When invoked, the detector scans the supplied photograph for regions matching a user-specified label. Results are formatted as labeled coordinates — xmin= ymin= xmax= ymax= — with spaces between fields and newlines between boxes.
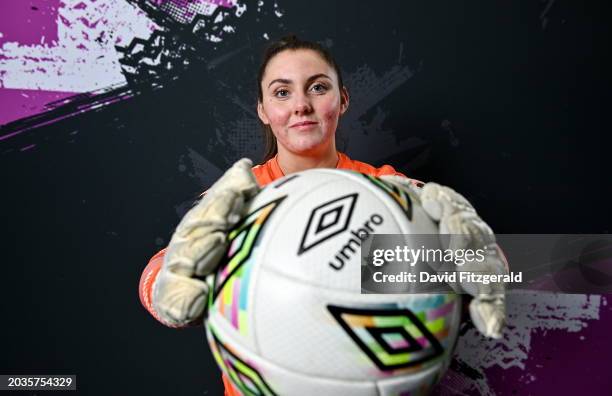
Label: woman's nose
xmin=293 ymin=95 xmax=313 ymax=115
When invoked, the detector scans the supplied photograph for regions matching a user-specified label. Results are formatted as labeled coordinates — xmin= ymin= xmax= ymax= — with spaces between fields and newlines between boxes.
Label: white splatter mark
xmin=440 ymin=292 xmax=602 ymax=395
xmin=235 ymin=3 xmax=247 ymax=17
xmin=158 ymin=0 xmax=222 ymax=25
xmin=458 ymin=292 xmax=601 ymax=370
xmin=273 ymin=2 xmax=284 ymax=18
xmin=437 ymin=368 xmax=494 ymax=396
xmin=0 ymin=0 xmax=158 ymax=92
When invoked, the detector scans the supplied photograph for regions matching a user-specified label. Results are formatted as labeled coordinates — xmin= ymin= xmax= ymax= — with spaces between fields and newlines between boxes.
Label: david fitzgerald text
xmin=372 ymin=271 xmax=522 ymax=285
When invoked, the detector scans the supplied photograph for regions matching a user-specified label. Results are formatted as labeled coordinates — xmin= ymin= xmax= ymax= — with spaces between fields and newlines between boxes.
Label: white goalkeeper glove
xmin=380 ymin=176 xmax=507 ymax=339
xmin=152 ymin=158 xmax=260 ymax=327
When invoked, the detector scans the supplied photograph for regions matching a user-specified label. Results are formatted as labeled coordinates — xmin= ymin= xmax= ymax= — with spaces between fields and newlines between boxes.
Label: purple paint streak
xmin=0 ymin=86 xmax=135 ymax=143
xmin=0 ymin=88 xmax=75 ymax=127
xmin=0 ymin=0 xmax=60 ymax=46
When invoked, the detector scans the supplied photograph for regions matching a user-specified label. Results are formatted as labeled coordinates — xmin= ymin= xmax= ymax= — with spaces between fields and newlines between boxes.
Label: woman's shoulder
xmin=337 ymin=152 xmax=424 ymax=187
xmin=251 ymin=153 xmax=423 ymax=187
xmin=336 ymin=152 xmax=405 ymax=177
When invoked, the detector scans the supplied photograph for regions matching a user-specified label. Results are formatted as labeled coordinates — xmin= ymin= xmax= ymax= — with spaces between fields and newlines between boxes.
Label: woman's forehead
xmin=262 ymin=49 xmax=337 ymax=83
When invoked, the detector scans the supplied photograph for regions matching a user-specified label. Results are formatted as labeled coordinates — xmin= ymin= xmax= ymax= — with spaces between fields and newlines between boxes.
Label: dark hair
xmin=257 ymin=35 xmax=346 ymax=163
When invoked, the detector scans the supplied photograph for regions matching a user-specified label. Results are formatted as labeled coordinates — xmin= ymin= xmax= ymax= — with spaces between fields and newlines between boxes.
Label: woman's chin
xmin=284 ymin=136 xmax=325 ymax=152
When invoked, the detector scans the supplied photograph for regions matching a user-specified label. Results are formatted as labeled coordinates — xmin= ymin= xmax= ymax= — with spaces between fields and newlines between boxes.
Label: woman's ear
xmin=257 ymin=101 xmax=270 ymax=125
xmin=340 ymin=86 xmax=350 ymax=115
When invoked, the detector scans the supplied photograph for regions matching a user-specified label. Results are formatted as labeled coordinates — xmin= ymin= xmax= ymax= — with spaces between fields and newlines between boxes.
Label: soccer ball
xmin=205 ymin=169 xmax=461 ymax=396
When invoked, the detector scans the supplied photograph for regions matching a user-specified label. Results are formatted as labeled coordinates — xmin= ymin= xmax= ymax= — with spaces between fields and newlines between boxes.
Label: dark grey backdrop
xmin=1 ymin=1 xmax=611 ymax=395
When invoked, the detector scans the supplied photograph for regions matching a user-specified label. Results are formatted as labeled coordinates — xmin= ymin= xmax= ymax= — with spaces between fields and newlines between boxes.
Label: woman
xmin=139 ymin=35 xmax=506 ymax=396
xmin=139 ymin=35 xmax=412 ymax=325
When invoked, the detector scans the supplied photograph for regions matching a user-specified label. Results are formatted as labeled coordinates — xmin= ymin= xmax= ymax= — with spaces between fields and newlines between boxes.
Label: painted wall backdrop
xmin=1 ymin=1 xmax=611 ymax=395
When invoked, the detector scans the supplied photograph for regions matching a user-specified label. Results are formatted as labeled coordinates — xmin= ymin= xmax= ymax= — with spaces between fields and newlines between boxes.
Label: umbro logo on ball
xmin=298 ymin=193 xmax=358 ymax=255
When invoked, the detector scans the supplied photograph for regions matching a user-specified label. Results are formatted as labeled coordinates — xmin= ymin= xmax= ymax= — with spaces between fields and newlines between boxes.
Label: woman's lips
xmin=290 ymin=121 xmax=318 ymax=130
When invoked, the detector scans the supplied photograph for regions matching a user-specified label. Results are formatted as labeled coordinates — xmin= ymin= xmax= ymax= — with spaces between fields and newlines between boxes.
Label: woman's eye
xmin=275 ymin=89 xmax=289 ymax=98
xmin=311 ymin=83 xmax=328 ymax=93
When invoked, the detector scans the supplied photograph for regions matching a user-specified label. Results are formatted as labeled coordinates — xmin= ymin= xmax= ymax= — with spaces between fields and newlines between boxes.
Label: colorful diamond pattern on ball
xmin=327 ymin=305 xmax=445 ymax=371
xmin=209 ymin=196 xmax=285 ymax=335
xmin=208 ymin=326 xmax=277 ymax=396
xmin=362 ymin=174 xmax=413 ymax=220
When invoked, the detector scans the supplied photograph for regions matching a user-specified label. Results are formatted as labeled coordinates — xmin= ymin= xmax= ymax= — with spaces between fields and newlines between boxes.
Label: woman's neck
xmin=276 ymin=145 xmax=339 ymax=175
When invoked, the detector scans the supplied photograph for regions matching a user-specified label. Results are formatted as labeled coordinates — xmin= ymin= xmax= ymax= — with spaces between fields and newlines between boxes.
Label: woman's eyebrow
xmin=268 ymin=78 xmax=291 ymax=88
xmin=267 ymin=74 xmax=332 ymax=88
xmin=306 ymin=73 xmax=332 ymax=84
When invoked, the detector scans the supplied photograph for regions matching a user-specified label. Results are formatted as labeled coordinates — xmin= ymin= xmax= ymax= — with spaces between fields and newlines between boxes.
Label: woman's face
xmin=257 ymin=49 xmax=349 ymax=156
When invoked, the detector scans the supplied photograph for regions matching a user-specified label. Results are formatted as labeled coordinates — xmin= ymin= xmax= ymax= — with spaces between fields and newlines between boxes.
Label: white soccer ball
xmin=205 ymin=169 xmax=461 ymax=396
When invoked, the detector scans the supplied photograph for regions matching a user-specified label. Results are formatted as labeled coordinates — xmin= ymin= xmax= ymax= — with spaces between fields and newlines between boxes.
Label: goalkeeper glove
xmin=380 ymin=176 xmax=507 ymax=339
xmin=152 ymin=158 xmax=260 ymax=326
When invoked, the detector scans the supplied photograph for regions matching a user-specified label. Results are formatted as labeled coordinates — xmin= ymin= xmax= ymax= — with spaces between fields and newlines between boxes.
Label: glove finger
xmin=174 ymin=189 xmax=245 ymax=242
xmin=193 ymin=237 xmax=231 ymax=276
xmin=209 ymin=158 xmax=251 ymax=191
xmin=421 ymin=183 xmax=475 ymax=221
xmin=153 ymin=271 xmax=209 ymax=326
xmin=209 ymin=158 xmax=260 ymax=199
xmin=167 ymin=174 xmax=257 ymax=277
xmin=420 ymin=183 xmax=443 ymax=221
xmin=441 ymin=211 xmax=496 ymax=251
xmin=469 ymin=296 xmax=506 ymax=339
xmin=202 ymin=188 xmax=246 ymax=228
xmin=186 ymin=191 xmax=249 ymax=276
xmin=167 ymin=230 xmax=227 ymax=276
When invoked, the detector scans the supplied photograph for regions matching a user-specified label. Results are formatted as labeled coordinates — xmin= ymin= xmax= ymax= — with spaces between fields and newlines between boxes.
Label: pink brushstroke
xmin=0 ymin=1 xmax=61 ymax=47
xmin=0 ymin=88 xmax=75 ymax=127
xmin=0 ymin=2 xmax=67 ymax=126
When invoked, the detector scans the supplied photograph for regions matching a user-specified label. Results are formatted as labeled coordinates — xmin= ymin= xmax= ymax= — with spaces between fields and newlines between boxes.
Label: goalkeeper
xmin=139 ymin=35 xmax=507 ymax=396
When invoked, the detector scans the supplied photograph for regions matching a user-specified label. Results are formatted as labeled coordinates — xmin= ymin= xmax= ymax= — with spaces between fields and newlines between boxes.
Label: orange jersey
xmin=250 ymin=152 xmax=407 ymax=185
xmin=138 ymin=152 xmax=416 ymax=395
